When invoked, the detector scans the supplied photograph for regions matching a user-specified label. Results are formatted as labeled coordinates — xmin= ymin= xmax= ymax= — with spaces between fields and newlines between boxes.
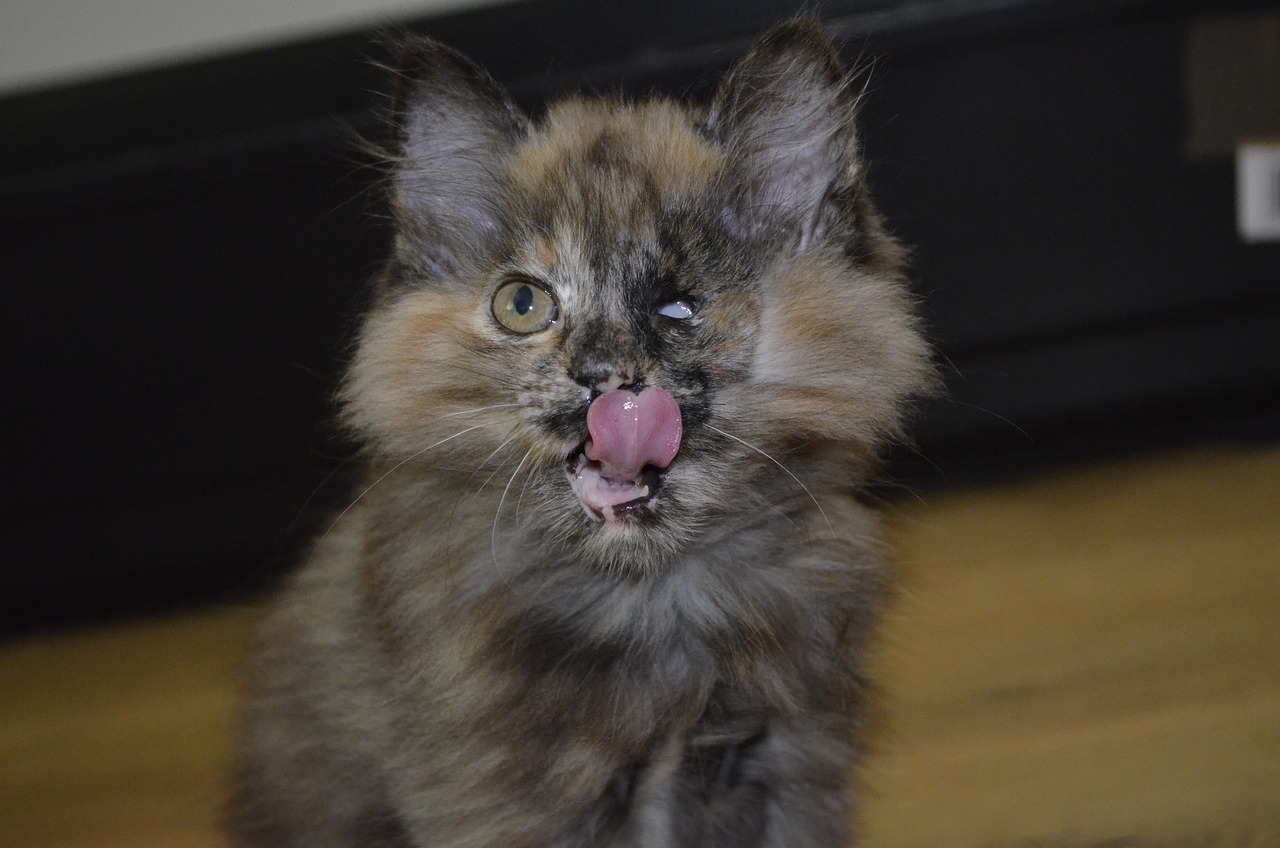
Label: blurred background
xmin=3 ymin=3 xmax=1279 ymax=847
xmin=2 ymin=0 xmax=1278 ymax=633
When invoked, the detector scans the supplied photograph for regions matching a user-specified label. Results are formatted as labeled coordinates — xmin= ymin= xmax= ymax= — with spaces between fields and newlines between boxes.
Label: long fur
xmin=231 ymin=19 xmax=934 ymax=848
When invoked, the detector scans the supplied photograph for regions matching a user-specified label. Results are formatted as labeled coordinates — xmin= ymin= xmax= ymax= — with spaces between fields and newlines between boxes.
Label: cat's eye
xmin=492 ymin=279 xmax=559 ymax=334
xmin=656 ymin=299 xmax=698 ymax=320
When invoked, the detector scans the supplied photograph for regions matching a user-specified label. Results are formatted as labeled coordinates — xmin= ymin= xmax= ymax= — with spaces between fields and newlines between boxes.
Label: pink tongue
xmin=585 ymin=388 xmax=682 ymax=480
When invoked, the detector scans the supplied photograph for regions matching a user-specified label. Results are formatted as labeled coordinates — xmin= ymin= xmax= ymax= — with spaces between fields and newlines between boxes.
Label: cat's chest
xmin=489 ymin=555 xmax=807 ymax=709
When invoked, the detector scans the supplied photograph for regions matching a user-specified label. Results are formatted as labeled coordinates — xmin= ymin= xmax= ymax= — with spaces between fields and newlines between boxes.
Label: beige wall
xmin=0 ymin=0 xmax=516 ymax=95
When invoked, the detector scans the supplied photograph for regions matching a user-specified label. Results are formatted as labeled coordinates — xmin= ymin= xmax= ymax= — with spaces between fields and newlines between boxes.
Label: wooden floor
xmin=2 ymin=445 xmax=1278 ymax=847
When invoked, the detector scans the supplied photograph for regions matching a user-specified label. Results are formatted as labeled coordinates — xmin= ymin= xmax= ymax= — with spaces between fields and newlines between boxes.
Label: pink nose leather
xmin=584 ymin=388 xmax=683 ymax=479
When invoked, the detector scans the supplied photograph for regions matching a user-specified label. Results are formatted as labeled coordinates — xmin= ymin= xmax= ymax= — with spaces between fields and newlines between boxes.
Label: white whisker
xmin=469 ymin=429 xmax=521 ymax=494
xmin=704 ymin=423 xmax=835 ymax=537
xmin=514 ymin=457 xmax=540 ymax=519
xmin=491 ymin=448 xmax=534 ymax=575
xmin=314 ymin=423 xmax=491 ymax=550
xmin=436 ymin=402 xmax=520 ymax=420
xmin=280 ymin=455 xmax=355 ymax=551
xmin=763 ymin=501 xmax=801 ymax=530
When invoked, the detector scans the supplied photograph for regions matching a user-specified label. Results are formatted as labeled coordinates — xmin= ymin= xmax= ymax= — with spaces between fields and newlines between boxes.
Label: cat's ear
xmin=706 ymin=21 xmax=862 ymax=252
xmin=388 ymin=38 xmax=528 ymax=278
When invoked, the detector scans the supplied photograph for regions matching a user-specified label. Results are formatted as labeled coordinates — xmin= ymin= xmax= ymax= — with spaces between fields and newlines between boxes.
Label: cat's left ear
xmin=706 ymin=20 xmax=863 ymax=253
xmin=388 ymin=38 xmax=529 ymax=278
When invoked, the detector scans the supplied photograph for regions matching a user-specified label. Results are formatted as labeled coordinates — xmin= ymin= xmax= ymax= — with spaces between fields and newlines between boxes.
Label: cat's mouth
xmin=564 ymin=387 xmax=682 ymax=525
xmin=566 ymin=448 xmax=665 ymax=524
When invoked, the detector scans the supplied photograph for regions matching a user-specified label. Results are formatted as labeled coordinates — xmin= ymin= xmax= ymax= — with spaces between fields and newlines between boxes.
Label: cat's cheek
xmin=742 ymin=253 xmax=932 ymax=449
xmin=341 ymin=291 xmax=511 ymax=457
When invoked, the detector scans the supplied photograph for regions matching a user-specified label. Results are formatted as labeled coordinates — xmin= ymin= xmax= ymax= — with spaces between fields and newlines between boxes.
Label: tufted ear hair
xmin=706 ymin=20 xmax=863 ymax=254
xmin=388 ymin=37 xmax=529 ymax=279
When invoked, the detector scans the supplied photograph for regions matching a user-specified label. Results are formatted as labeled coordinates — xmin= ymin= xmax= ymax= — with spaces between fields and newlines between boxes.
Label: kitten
xmin=231 ymin=20 xmax=933 ymax=848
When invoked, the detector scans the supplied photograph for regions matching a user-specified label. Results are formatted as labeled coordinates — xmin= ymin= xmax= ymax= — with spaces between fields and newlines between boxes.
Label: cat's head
xmin=342 ymin=21 xmax=933 ymax=572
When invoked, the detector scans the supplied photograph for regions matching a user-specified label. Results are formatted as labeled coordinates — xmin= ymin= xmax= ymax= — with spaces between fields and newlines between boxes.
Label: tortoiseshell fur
xmin=232 ymin=20 xmax=933 ymax=848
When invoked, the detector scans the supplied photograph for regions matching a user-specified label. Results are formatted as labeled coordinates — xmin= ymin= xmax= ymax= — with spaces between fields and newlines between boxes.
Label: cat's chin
xmin=566 ymin=449 xmax=664 ymax=526
xmin=560 ymin=446 xmax=698 ymax=574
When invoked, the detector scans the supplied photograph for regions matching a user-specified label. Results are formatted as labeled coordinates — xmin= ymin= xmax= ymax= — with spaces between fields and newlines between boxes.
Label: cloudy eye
xmin=656 ymin=299 xmax=698 ymax=320
xmin=492 ymin=279 xmax=559 ymax=334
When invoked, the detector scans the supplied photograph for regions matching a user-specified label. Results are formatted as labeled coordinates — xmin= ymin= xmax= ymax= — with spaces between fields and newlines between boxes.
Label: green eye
xmin=491 ymin=279 xmax=558 ymax=334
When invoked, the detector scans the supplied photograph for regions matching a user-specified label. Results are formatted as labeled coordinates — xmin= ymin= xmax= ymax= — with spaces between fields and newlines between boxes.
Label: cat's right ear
xmin=705 ymin=21 xmax=862 ymax=254
xmin=387 ymin=38 xmax=528 ymax=279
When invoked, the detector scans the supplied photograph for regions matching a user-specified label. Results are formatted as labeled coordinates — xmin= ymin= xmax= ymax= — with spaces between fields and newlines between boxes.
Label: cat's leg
xmin=661 ymin=735 xmax=771 ymax=847
xmin=230 ymin=552 xmax=412 ymax=847
xmin=230 ymin=756 xmax=409 ymax=848
xmin=230 ymin=689 xmax=412 ymax=848
xmin=382 ymin=739 xmax=637 ymax=848
xmin=752 ymin=719 xmax=861 ymax=848
xmin=671 ymin=719 xmax=859 ymax=848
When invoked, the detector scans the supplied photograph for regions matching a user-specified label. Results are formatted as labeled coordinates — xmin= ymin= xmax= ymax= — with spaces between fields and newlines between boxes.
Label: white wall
xmin=0 ymin=0 xmax=515 ymax=95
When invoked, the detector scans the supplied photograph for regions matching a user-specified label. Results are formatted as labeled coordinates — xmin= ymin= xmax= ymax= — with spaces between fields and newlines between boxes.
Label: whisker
xmin=491 ymin=448 xmax=534 ymax=575
xmin=762 ymin=500 xmax=801 ymax=530
xmin=279 ymin=454 xmax=357 ymax=554
xmin=436 ymin=402 xmax=521 ymax=420
xmin=313 ymin=423 xmax=492 ymax=551
xmin=704 ymin=423 xmax=835 ymax=538
xmin=469 ymin=428 xmax=521 ymax=494
xmin=514 ymin=456 xmax=541 ymax=519
xmin=944 ymin=397 xmax=1032 ymax=442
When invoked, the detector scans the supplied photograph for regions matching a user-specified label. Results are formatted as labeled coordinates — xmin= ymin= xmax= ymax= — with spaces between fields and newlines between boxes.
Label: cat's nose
xmin=572 ymin=361 xmax=638 ymax=396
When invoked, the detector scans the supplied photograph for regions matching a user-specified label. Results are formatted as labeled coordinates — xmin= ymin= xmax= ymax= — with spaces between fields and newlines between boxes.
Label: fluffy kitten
xmin=231 ymin=20 xmax=932 ymax=848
